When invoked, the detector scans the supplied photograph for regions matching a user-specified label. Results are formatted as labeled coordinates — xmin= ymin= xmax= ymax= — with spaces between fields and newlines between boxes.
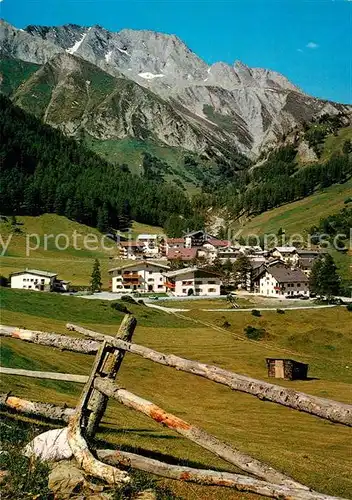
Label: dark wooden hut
xmin=266 ymin=358 xmax=309 ymax=381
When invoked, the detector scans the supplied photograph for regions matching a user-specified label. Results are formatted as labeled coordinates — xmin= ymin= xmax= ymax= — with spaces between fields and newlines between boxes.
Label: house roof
xmin=184 ymin=230 xmax=216 ymax=239
xmin=295 ymin=249 xmax=320 ymax=256
xmin=267 ymin=266 xmax=308 ymax=283
xmin=164 ymin=266 xmax=221 ymax=278
xmin=298 ymin=258 xmax=315 ymax=269
xmin=206 ymin=239 xmax=231 ymax=248
xmin=167 ymin=248 xmax=198 ymax=261
xmin=10 ymin=269 xmax=58 ymax=278
xmin=273 ymin=246 xmax=297 ymax=254
xmin=109 ymin=262 xmax=170 ymax=273
xmin=137 ymin=234 xmax=158 ymax=240
xmin=119 ymin=241 xmax=141 ymax=247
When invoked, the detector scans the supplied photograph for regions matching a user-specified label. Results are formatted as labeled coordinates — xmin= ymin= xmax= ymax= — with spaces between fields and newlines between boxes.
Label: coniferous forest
xmin=0 ymin=95 xmax=194 ymax=232
xmin=1 ymin=95 xmax=351 ymax=235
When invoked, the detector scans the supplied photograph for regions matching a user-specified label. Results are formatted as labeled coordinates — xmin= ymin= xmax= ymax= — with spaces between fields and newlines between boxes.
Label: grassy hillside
xmin=0 ymin=214 xmax=162 ymax=287
xmin=1 ymin=287 xmax=351 ymax=499
xmin=322 ymin=126 xmax=352 ymax=160
xmin=236 ymin=178 xmax=352 ymax=237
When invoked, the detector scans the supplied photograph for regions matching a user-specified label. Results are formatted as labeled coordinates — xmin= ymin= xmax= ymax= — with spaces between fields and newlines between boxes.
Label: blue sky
xmin=1 ymin=0 xmax=351 ymax=103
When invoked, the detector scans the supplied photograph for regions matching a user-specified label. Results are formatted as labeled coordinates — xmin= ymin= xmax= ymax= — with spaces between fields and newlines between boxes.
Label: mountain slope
xmin=1 ymin=19 xmax=350 ymax=158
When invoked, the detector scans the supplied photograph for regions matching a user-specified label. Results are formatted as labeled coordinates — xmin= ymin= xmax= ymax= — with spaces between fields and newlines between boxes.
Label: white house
xmin=10 ymin=269 xmax=58 ymax=292
xmin=109 ymin=262 xmax=170 ymax=293
xmin=164 ymin=266 xmax=221 ymax=297
xmin=271 ymin=247 xmax=297 ymax=264
xmin=257 ymin=265 xmax=309 ymax=298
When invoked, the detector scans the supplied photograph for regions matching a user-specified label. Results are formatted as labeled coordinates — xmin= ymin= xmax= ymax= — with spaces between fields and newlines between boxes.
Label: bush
xmin=110 ymin=301 xmax=130 ymax=314
xmin=0 ymin=275 xmax=9 ymax=287
xmin=121 ymin=295 xmax=138 ymax=305
xmin=276 ymin=309 xmax=285 ymax=314
xmin=347 ymin=303 xmax=352 ymax=312
xmin=222 ymin=320 xmax=231 ymax=328
xmin=244 ymin=325 xmax=267 ymax=340
xmin=251 ymin=309 xmax=261 ymax=317
xmin=138 ymin=299 xmax=145 ymax=305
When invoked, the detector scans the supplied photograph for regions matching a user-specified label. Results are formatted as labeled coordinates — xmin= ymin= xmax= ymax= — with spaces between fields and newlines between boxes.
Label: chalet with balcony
xmin=10 ymin=269 xmax=59 ymax=292
xmin=109 ymin=262 xmax=170 ymax=293
xmin=256 ymin=265 xmax=309 ymax=298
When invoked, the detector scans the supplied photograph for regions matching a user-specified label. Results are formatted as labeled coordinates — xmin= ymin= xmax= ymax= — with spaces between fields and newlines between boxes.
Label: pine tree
xmin=90 ymin=259 xmax=102 ymax=293
xmin=309 ymin=254 xmax=340 ymax=299
xmin=233 ymin=254 xmax=252 ymax=289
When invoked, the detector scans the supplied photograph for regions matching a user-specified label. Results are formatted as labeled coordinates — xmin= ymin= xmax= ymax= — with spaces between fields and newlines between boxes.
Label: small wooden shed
xmin=266 ymin=358 xmax=309 ymax=381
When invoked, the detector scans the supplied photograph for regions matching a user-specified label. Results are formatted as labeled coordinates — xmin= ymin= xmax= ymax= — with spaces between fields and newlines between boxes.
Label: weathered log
xmin=85 ymin=315 xmax=137 ymax=438
xmin=94 ymin=377 xmax=306 ymax=489
xmin=0 ymin=393 xmax=75 ymax=422
xmin=0 ymin=367 xmax=88 ymax=384
xmin=67 ymin=342 xmax=130 ymax=485
xmin=97 ymin=449 xmax=345 ymax=500
xmin=0 ymin=325 xmax=99 ymax=353
xmin=68 ymin=323 xmax=352 ymax=427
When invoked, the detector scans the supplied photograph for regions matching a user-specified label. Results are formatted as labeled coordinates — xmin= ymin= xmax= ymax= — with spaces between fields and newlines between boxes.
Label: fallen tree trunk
xmin=0 ymin=325 xmax=99 ymax=354
xmin=0 ymin=393 xmax=75 ymax=422
xmin=97 ymin=449 xmax=345 ymax=500
xmin=94 ymin=377 xmax=306 ymax=490
xmin=0 ymin=367 xmax=88 ymax=384
xmin=68 ymin=324 xmax=352 ymax=427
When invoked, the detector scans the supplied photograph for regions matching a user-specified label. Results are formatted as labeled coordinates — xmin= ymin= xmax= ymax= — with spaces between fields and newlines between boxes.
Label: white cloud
xmin=297 ymin=48 xmax=303 ymax=53
xmin=306 ymin=42 xmax=319 ymax=49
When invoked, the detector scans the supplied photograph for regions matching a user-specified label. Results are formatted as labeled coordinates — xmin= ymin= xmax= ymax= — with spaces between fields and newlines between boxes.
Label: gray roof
xmin=10 ymin=269 xmax=58 ymax=278
xmin=164 ymin=266 xmax=220 ymax=278
xmin=268 ymin=266 xmax=308 ymax=283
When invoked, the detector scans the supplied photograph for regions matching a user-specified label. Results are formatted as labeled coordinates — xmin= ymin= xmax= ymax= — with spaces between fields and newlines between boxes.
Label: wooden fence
xmin=0 ymin=316 xmax=351 ymax=500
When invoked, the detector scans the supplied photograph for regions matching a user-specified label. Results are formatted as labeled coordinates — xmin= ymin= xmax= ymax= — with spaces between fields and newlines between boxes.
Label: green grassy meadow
xmin=0 ymin=214 xmax=163 ymax=288
xmin=236 ymin=178 xmax=352 ymax=238
xmin=0 ymin=287 xmax=351 ymax=499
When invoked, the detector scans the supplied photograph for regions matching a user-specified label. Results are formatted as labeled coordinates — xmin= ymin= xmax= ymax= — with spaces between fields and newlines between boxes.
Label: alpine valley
xmin=1 ymin=19 xmax=352 ymax=235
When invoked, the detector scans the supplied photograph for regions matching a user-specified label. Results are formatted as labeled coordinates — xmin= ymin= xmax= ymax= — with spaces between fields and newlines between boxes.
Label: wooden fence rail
xmin=1 ymin=314 xmax=349 ymax=500
xmin=2 ymin=324 xmax=351 ymax=426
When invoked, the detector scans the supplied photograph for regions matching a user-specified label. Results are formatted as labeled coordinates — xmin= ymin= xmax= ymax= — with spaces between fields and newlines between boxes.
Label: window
xmin=148 ymin=278 xmax=154 ymax=282
xmin=208 ymin=288 xmax=216 ymax=293
xmin=195 ymin=280 xmax=202 ymax=285
xmin=208 ymin=280 xmax=216 ymax=284
xmin=182 ymin=280 xmax=192 ymax=286
xmin=182 ymin=288 xmax=187 ymax=294
xmin=158 ymin=285 xmax=163 ymax=289
xmin=297 ymin=283 xmax=301 ymax=287
xmin=41 ymin=279 xmax=45 ymax=284
xmin=160 ymin=277 xmax=163 ymax=281
xmin=31 ymin=278 xmax=34 ymax=282
xmin=195 ymin=288 xmax=201 ymax=293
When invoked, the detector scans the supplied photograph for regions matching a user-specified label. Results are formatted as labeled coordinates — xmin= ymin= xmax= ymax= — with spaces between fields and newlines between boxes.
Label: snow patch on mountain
xmin=138 ymin=72 xmax=165 ymax=80
xmin=66 ymin=29 xmax=89 ymax=54
xmin=105 ymin=50 xmax=113 ymax=63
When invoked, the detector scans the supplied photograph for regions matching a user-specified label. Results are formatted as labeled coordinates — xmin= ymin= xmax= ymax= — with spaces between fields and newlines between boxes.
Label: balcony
xmin=123 ymin=273 xmax=140 ymax=280
xmin=165 ymin=281 xmax=175 ymax=289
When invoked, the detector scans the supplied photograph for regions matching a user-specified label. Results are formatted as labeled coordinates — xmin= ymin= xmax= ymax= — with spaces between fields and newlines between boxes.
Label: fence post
xmin=85 ymin=314 xmax=137 ymax=438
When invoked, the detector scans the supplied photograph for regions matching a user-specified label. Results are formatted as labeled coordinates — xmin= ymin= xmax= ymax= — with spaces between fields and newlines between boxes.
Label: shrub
xmin=110 ymin=302 xmax=130 ymax=314
xmin=0 ymin=275 xmax=9 ymax=287
xmin=276 ymin=309 xmax=285 ymax=314
xmin=347 ymin=303 xmax=352 ymax=312
xmin=251 ymin=309 xmax=261 ymax=317
xmin=222 ymin=320 xmax=231 ymax=328
xmin=121 ymin=295 xmax=138 ymax=305
xmin=244 ymin=325 xmax=266 ymax=340
xmin=138 ymin=299 xmax=145 ymax=305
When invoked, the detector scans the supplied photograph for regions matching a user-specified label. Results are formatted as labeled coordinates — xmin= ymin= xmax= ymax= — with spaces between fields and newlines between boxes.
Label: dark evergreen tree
xmin=90 ymin=259 xmax=102 ymax=293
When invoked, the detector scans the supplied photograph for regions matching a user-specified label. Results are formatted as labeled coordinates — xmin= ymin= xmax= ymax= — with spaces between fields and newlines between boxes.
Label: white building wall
xmin=173 ymin=272 xmax=220 ymax=297
xmin=10 ymin=273 xmax=54 ymax=291
xmin=259 ymin=271 xmax=309 ymax=297
xmin=111 ymin=265 xmax=167 ymax=293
